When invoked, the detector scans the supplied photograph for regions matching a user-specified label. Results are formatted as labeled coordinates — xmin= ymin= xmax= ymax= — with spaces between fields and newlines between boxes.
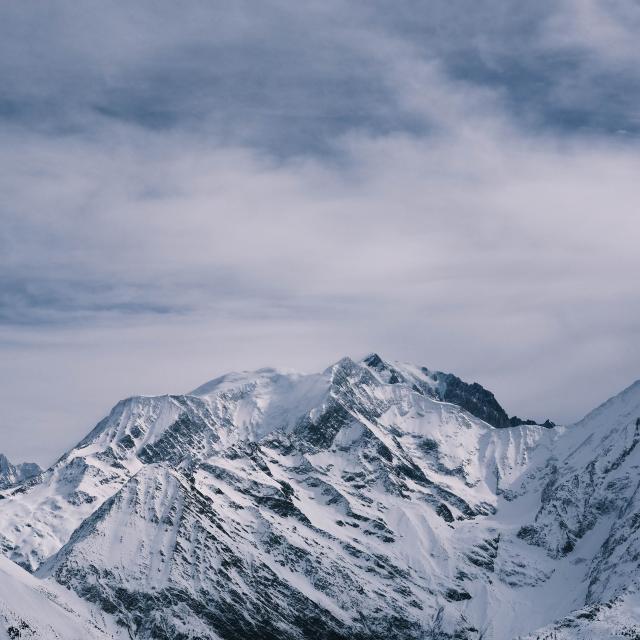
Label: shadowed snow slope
xmin=1 ymin=355 xmax=639 ymax=639
xmin=0 ymin=553 xmax=125 ymax=640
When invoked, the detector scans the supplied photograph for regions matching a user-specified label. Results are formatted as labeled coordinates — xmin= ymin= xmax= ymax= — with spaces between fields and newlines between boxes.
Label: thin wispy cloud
xmin=1 ymin=1 xmax=639 ymax=464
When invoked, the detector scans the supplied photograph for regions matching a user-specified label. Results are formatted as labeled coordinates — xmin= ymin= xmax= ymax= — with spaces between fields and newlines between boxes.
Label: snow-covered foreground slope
xmin=1 ymin=355 xmax=639 ymax=639
xmin=0 ymin=553 xmax=125 ymax=639
xmin=519 ymin=592 xmax=640 ymax=639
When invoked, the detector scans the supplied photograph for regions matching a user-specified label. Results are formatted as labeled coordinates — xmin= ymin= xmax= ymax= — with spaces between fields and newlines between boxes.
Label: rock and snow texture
xmin=0 ymin=354 xmax=639 ymax=639
xmin=0 ymin=553 xmax=125 ymax=640
xmin=519 ymin=593 xmax=640 ymax=639
xmin=0 ymin=454 xmax=40 ymax=490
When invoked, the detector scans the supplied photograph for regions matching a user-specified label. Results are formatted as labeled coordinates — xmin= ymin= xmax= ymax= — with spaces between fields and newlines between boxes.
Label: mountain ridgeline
xmin=0 ymin=354 xmax=639 ymax=640
xmin=362 ymin=353 xmax=551 ymax=429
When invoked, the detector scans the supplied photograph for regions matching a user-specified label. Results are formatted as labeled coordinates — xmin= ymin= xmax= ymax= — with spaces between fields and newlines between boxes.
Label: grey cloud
xmin=1 ymin=1 xmax=639 ymax=152
xmin=0 ymin=276 xmax=185 ymax=326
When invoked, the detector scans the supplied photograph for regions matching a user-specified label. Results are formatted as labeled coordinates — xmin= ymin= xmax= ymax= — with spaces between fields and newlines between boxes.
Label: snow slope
xmin=0 ymin=553 xmax=125 ymax=640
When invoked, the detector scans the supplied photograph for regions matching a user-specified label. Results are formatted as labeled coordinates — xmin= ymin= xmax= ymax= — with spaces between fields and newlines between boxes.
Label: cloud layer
xmin=1 ymin=1 xmax=639 ymax=463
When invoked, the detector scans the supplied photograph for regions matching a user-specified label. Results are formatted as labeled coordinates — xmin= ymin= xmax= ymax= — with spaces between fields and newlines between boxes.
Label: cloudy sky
xmin=1 ymin=1 xmax=639 ymax=465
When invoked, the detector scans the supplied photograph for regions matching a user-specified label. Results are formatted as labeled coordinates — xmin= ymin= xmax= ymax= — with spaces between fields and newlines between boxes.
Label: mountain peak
xmin=0 ymin=453 xmax=41 ymax=490
xmin=362 ymin=352 xmax=386 ymax=369
xmin=573 ymin=378 xmax=640 ymax=430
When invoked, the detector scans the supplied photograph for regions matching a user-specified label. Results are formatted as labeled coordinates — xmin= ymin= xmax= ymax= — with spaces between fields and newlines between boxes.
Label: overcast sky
xmin=1 ymin=1 xmax=639 ymax=465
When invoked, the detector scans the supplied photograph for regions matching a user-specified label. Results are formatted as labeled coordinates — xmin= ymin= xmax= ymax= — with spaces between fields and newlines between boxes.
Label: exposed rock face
xmin=0 ymin=356 xmax=639 ymax=640
xmin=509 ymin=416 xmax=555 ymax=428
xmin=430 ymin=371 xmax=511 ymax=428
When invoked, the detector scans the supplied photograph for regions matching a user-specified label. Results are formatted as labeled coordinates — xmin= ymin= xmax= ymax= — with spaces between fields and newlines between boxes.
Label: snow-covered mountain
xmin=0 ymin=454 xmax=40 ymax=490
xmin=1 ymin=354 xmax=639 ymax=639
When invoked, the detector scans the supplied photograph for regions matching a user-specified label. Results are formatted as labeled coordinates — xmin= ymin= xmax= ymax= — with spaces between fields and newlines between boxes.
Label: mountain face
xmin=0 ymin=455 xmax=40 ymax=490
xmin=0 ymin=355 xmax=639 ymax=639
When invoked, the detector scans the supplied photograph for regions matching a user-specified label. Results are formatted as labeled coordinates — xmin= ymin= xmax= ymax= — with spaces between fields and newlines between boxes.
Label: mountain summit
xmin=1 ymin=355 xmax=639 ymax=639
xmin=0 ymin=454 xmax=40 ymax=490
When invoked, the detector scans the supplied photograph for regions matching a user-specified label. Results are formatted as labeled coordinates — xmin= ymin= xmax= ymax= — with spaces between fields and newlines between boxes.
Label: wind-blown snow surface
xmin=1 ymin=355 xmax=639 ymax=639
